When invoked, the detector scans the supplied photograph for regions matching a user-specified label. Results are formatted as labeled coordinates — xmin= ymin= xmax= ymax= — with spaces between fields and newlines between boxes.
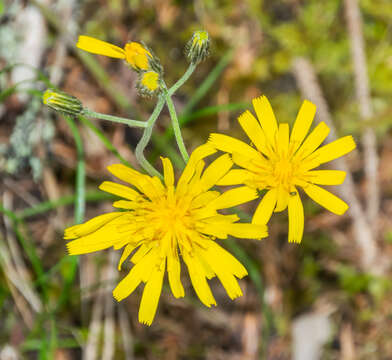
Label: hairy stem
xmin=164 ymin=93 xmax=189 ymax=163
xmin=167 ymin=62 xmax=197 ymax=96
xmin=82 ymin=109 xmax=147 ymax=128
xmin=135 ymin=96 xmax=166 ymax=178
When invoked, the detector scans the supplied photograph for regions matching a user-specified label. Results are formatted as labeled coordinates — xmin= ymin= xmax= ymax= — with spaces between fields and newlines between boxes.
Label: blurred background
xmin=1 ymin=0 xmax=392 ymax=359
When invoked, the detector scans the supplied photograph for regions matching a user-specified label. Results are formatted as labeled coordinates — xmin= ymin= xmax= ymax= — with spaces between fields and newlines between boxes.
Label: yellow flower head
xmin=209 ymin=96 xmax=356 ymax=243
xmin=64 ymin=144 xmax=267 ymax=325
xmin=76 ymin=35 xmax=152 ymax=71
xmin=124 ymin=42 xmax=151 ymax=71
xmin=137 ymin=71 xmax=160 ymax=96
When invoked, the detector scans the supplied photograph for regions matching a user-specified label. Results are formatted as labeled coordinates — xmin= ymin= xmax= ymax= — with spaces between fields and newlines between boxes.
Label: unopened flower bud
xmin=185 ymin=30 xmax=210 ymax=64
xmin=42 ymin=89 xmax=83 ymax=116
xmin=137 ymin=71 xmax=161 ymax=97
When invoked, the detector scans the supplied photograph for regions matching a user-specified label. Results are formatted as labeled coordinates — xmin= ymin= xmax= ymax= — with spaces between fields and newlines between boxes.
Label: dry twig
xmin=292 ymin=57 xmax=382 ymax=273
xmin=344 ymin=0 xmax=379 ymax=230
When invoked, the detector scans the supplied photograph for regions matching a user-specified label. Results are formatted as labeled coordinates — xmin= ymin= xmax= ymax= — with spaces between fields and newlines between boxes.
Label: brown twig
xmin=292 ymin=57 xmax=383 ymax=274
xmin=118 ymin=305 xmax=134 ymax=360
xmin=83 ymin=292 xmax=104 ymax=360
xmin=344 ymin=0 xmax=379 ymax=230
xmin=102 ymin=252 xmax=117 ymax=360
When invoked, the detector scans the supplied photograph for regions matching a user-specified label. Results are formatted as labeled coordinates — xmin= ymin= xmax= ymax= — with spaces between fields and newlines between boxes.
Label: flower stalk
xmin=135 ymin=95 xmax=166 ymax=178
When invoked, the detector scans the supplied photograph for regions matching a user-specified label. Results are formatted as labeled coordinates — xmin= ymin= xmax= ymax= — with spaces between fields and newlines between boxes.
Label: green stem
xmin=167 ymin=63 xmax=197 ymax=96
xmin=135 ymin=96 xmax=165 ymax=178
xmin=18 ymin=192 xmax=114 ymax=219
xmin=64 ymin=116 xmax=85 ymax=224
xmin=164 ymin=92 xmax=189 ymax=163
xmin=60 ymin=116 xmax=85 ymax=312
xmin=82 ymin=109 xmax=147 ymax=128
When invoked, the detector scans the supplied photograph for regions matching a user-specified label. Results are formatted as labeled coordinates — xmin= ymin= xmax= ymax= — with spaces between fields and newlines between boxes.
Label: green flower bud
xmin=42 ymin=89 xmax=83 ymax=116
xmin=185 ymin=30 xmax=210 ymax=64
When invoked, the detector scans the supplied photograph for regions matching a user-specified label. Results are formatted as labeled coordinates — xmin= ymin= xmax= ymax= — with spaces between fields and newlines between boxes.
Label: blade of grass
xmin=180 ymin=102 xmax=249 ymax=123
xmin=0 ymin=205 xmax=47 ymax=301
xmin=56 ymin=116 xmax=85 ymax=311
xmin=19 ymin=191 xmax=114 ymax=219
xmin=180 ymin=49 xmax=234 ymax=121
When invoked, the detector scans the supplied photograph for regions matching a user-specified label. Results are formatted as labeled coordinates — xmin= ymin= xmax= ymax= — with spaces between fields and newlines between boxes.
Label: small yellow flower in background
xmin=209 ymin=96 xmax=356 ymax=244
xmin=64 ymin=144 xmax=267 ymax=325
xmin=76 ymin=35 xmax=152 ymax=71
xmin=137 ymin=70 xmax=160 ymax=96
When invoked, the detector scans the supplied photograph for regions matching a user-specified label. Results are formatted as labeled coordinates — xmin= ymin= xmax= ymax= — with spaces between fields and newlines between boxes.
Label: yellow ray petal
xmin=252 ymin=96 xmax=278 ymax=149
xmin=202 ymin=214 xmax=239 ymax=224
xmin=99 ymin=181 xmax=139 ymax=200
xmin=167 ymin=248 xmax=184 ymax=298
xmin=107 ymin=164 xmax=162 ymax=200
xmin=204 ymin=241 xmax=248 ymax=278
xmin=138 ymin=261 xmax=165 ymax=326
xmin=231 ymin=153 xmax=263 ymax=174
xmin=64 ymin=212 xmax=122 ymax=239
xmin=183 ymin=252 xmax=216 ymax=307
xmin=202 ymin=222 xmax=267 ymax=239
xmin=200 ymin=154 xmax=233 ymax=190
xmin=288 ymin=191 xmax=304 ymax=243
xmin=216 ymin=169 xmax=251 ymax=186
xmin=277 ymin=123 xmax=289 ymax=158
xmin=303 ymin=184 xmax=349 ymax=215
xmin=112 ymin=200 xmax=137 ymax=209
xmin=311 ymin=136 xmax=356 ymax=165
xmin=306 ymin=170 xmax=346 ymax=185
xmin=188 ymin=160 xmax=205 ymax=190
xmin=294 ymin=122 xmax=330 ymax=161
xmin=198 ymin=247 xmax=243 ymax=300
xmin=113 ymin=248 xmax=158 ymax=301
xmin=207 ymin=186 xmax=258 ymax=210
xmin=290 ymin=100 xmax=316 ymax=153
xmin=161 ymin=157 xmax=175 ymax=187
xmin=118 ymin=243 xmax=137 ymax=270
xmin=177 ymin=144 xmax=216 ymax=192
xmin=66 ymin=215 xmax=128 ymax=254
xmin=131 ymin=244 xmax=152 ymax=264
xmin=274 ymin=187 xmax=289 ymax=212
xmin=191 ymin=191 xmax=220 ymax=209
xmin=238 ymin=110 xmax=271 ymax=156
xmin=124 ymin=42 xmax=151 ymax=70
xmin=76 ymin=35 xmax=125 ymax=59
xmin=208 ymin=133 xmax=261 ymax=160
xmin=252 ymin=189 xmax=277 ymax=225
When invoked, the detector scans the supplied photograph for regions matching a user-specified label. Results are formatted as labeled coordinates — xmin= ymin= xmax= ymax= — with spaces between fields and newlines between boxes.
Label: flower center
xmin=149 ymin=195 xmax=192 ymax=235
xmin=272 ymin=157 xmax=294 ymax=189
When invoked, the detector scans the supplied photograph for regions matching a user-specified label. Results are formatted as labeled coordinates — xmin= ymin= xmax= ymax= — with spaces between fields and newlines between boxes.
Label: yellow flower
xmin=76 ymin=35 xmax=152 ymax=71
xmin=137 ymin=71 xmax=160 ymax=96
xmin=209 ymin=96 xmax=356 ymax=243
xmin=64 ymin=144 xmax=267 ymax=325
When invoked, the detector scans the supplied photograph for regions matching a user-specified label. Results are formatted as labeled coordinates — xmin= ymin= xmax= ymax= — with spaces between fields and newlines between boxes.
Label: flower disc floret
xmin=209 ymin=96 xmax=356 ymax=243
xmin=64 ymin=144 xmax=267 ymax=325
